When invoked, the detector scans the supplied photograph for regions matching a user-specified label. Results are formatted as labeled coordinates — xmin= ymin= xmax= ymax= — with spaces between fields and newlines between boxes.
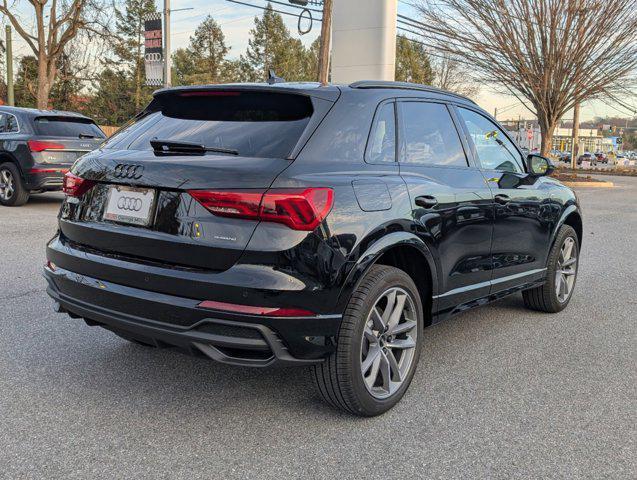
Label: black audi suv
xmin=0 ymin=106 xmax=105 ymax=206
xmin=44 ymin=82 xmax=582 ymax=416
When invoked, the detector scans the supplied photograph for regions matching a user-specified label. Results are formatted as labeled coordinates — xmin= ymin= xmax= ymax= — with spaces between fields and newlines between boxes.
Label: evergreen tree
xmin=14 ymin=57 xmax=39 ymax=108
xmin=395 ymin=36 xmax=434 ymax=85
xmin=115 ymin=0 xmax=157 ymax=110
xmin=86 ymin=68 xmax=137 ymax=125
xmin=187 ymin=16 xmax=230 ymax=84
xmin=241 ymin=3 xmax=313 ymax=82
xmin=172 ymin=16 xmax=231 ymax=85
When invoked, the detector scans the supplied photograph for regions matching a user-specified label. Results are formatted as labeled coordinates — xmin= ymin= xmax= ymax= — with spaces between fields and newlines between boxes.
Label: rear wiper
xmin=150 ymin=138 xmax=239 ymax=156
xmin=79 ymin=133 xmax=96 ymax=139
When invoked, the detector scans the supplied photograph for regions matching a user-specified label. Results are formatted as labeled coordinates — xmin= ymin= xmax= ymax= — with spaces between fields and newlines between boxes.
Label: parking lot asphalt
xmin=1 ymin=177 xmax=635 ymax=479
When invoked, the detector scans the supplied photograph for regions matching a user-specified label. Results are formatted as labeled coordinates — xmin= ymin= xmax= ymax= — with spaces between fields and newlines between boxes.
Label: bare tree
xmin=0 ymin=0 xmax=110 ymax=109
xmin=431 ymin=54 xmax=479 ymax=99
xmin=415 ymin=0 xmax=637 ymax=154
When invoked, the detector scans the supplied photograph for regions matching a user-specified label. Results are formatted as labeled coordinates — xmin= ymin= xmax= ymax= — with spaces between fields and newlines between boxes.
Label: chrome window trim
xmin=433 ymin=268 xmax=547 ymax=299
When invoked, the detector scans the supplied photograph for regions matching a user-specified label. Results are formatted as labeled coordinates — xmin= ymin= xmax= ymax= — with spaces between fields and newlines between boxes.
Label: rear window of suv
xmin=34 ymin=116 xmax=105 ymax=138
xmin=103 ymin=91 xmax=314 ymax=159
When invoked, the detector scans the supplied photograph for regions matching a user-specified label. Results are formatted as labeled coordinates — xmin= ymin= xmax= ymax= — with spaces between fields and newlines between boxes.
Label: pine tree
xmin=115 ymin=0 xmax=157 ymax=110
xmin=14 ymin=57 xmax=38 ymax=108
xmin=241 ymin=3 xmax=313 ymax=82
xmin=187 ymin=16 xmax=230 ymax=84
xmin=172 ymin=16 xmax=231 ymax=86
xmin=395 ymin=35 xmax=434 ymax=85
xmin=86 ymin=68 xmax=137 ymax=125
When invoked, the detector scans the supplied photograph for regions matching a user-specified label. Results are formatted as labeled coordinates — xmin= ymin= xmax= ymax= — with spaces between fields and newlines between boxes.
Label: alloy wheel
xmin=555 ymin=236 xmax=577 ymax=303
xmin=0 ymin=169 xmax=14 ymax=201
xmin=360 ymin=287 xmax=418 ymax=399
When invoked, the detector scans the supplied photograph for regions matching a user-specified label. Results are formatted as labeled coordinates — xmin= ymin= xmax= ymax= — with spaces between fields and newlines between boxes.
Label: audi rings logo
xmin=114 ymin=164 xmax=144 ymax=179
xmin=117 ymin=196 xmax=143 ymax=212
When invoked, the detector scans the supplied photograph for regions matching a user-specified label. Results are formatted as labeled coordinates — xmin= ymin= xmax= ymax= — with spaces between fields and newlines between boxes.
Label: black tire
xmin=523 ymin=225 xmax=579 ymax=313
xmin=0 ymin=162 xmax=29 ymax=207
xmin=313 ymin=265 xmax=424 ymax=416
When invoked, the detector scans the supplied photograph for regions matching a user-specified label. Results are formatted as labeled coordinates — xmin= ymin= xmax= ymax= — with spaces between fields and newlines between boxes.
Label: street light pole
xmin=164 ymin=0 xmax=171 ymax=87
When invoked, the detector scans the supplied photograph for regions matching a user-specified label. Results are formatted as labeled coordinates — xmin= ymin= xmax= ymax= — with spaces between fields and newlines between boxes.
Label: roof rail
xmin=349 ymin=80 xmax=476 ymax=104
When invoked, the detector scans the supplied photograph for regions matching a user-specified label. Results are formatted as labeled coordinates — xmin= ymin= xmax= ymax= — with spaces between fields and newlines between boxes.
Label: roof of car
xmin=0 ymin=105 xmax=92 ymax=119
xmin=348 ymin=80 xmax=477 ymax=104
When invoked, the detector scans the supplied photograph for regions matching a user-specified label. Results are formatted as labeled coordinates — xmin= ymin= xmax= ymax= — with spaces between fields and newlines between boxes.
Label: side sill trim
xmin=433 ymin=268 xmax=547 ymax=299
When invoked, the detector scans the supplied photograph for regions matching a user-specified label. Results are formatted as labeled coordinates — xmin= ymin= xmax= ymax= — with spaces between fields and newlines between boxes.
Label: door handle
xmin=494 ymin=194 xmax=511 ymax=205
xmin=415 ymin=195 xmax=438 ymax=209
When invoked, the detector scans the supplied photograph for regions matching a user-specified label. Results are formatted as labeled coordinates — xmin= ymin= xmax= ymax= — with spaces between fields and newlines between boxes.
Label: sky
xmin=4 ymin=0 xmax=636 ymax=122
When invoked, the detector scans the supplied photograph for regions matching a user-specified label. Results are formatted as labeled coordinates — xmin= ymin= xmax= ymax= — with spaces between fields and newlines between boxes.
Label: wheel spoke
xmin=385 ymin=349 xmax=402 ymax=382
xmin=389 ymin=319 xmax=417 ymax=336
xmin=560 ymin=274 xmax=569 ymax=298
xmin=386 ymin=293 xmax=407 ymax=332
xmin=379 ymin=351 xmax=392 ymax=391
xmin=381 ymin=290 xmax=397 ymax=325
xmin=562 ymin=238 xmax=574 ymax=261
xmin=386 ymin=336 xmax=416 ymax=350
xmin=361 ymin=345 xmax=381 ymax=375
xmin=370 ymin=307 xmax=386 ymax=331
xmin=562 ymin=257 xmax=577 ymax=268
xmin=364 ymin=353 xmax=382 ymax=389
xmin=363 ymin=326 xmax=377 ymax=343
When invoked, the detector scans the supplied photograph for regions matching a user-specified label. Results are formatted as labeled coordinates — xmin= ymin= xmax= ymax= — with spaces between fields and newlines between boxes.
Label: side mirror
xmin=527 ymin=154 xmax=554 ymax=177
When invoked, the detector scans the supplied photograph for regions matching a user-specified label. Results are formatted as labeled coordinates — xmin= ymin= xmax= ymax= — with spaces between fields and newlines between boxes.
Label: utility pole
xmin=571 ymin=103 xmax=580 ymax=169
xmin=317 ymin=0 xmax=333 ymax=85
xmin=5 ymin=26 xmax=14 ymax=106
xmin=493 ymin=107 xmax=497 ymax=119
xmin=163 ymin=0 xmax=171 ymax=87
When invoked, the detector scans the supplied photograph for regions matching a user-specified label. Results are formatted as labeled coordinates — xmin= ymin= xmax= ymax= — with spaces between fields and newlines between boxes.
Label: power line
xmin=224 ymin=0 xmax=322 ymax=21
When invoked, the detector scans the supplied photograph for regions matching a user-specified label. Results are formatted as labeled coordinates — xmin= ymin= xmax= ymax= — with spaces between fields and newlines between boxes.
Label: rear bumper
xmin=44 ymin=264 xmax=341 ymax=367
xmin=25 ymin=168 xmax=68 ymax=190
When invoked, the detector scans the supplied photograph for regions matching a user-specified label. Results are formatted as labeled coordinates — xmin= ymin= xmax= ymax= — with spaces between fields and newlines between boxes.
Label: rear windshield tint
xmin=102 ymin=91 xmax=313 ymax=158
xmin=34 ymin=117 xmax=105 ymax=138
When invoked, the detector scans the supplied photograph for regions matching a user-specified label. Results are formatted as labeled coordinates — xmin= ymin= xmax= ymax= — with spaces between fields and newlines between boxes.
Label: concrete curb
xmin=562 ymin=181 xmax=614 ymax=188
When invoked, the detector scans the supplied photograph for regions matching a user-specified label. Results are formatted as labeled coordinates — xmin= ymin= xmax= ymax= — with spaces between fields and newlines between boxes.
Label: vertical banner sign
xmin=144 ymin=13 xmax=163 ymax=86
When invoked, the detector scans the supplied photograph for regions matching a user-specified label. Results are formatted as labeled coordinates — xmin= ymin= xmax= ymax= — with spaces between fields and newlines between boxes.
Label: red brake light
xmin=29 ymin=168 xmax=69 ymax=174
xmin=179 ymin=91 xmax=241 ymax=97
xmin=261 ymin=188 xmax=334 ymax=231
xmin=188 ymin=190 xmax=263 ymax=220
xmin=28 ymin=140 xmax=65 ymax=152
xmin=197 ymin=300 xmax=315 ymax=317
xmin=188 ymin=188 xmax=334 ymax=231
xmin=62 ymin=172 xmax=95 ymax=197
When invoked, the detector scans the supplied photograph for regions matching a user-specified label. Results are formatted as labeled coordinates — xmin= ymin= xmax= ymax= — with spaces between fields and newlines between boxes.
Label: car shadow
xmin=27 ymin=192 xmax=65 ymax=205
xmin=52 ymin=293 xmax=533 ymax=421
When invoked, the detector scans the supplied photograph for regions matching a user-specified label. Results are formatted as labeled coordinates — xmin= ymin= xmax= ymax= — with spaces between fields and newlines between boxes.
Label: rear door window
xmin=0 ymin=113 xmax=19 ymax=133
xmin=34 ymin=117 xmax=105 ymax=138
xmin=366 ymin=102 xmax=397 ymax=163
xmin=104 ymin=91 xmax=314 ymax=159
xmin=398 ymin=101 xmax=468 ymax=167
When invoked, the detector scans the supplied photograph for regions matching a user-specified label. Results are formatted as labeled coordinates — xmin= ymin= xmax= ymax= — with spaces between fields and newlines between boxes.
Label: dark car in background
xmin=0 ymin=106 xmax=105 ymax=206
xmin=44 ymin=82 xmax=582 ymax=416
xmin=594 ymin=152 xmax=608 ymax=164
xmin=577 ymin=152 xmax=597 ymax=166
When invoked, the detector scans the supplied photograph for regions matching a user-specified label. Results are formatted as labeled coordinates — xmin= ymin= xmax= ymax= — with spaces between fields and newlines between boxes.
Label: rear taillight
xmin=189 ymin=188 xmax=334 ymax=231
xmin=62 ymin=172 xmax=95 ymax=197
xmin=29 ymin=168 xmax=69 ymax=174
xmin=27 ymin=140 xmax=65 ymax=152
